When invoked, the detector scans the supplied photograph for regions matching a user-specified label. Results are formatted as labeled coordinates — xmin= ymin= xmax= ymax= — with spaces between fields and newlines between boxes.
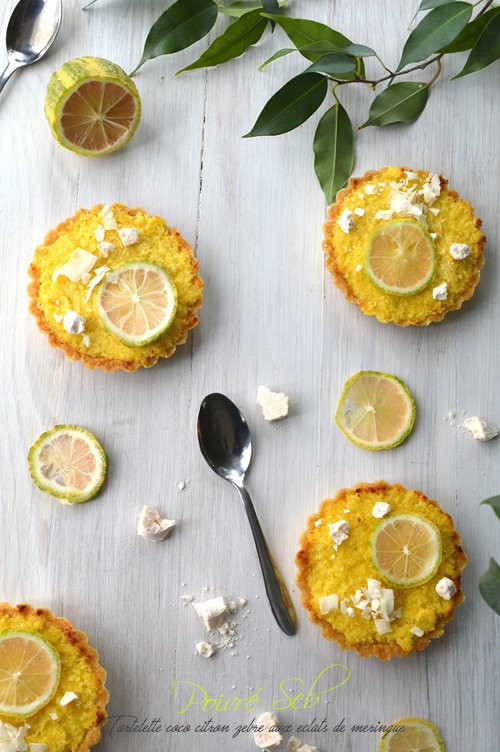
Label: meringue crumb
xmin=254 ymin=711 xmax=283 ymax=749
xmin=137 ymin=505 xmax=176 ymax=541
xmin=257 ymin=386 xmax=289 ymax=422
xmin=196 ymin=641 xmax=216 ymax=658
xmin=59 ymin=691 xmax=78 ymax=707
xmin=464 ymin=416 xmax=498 ymax=441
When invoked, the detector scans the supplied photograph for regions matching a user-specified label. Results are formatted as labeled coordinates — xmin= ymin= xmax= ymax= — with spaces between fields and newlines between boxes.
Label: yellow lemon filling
xmin=0 ymin=611 xmax=102 ymax=752
xmin=306 ymin=485 xmax=462 ymax=653
xmin=325 ymin=166 xmax=484 ymax=324
xmin=32 ymin=204 xmax=202 ymax=363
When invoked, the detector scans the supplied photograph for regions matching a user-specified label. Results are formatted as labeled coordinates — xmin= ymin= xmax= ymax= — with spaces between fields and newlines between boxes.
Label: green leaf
xmin=340 ymin=43 xmax=377 ymax=57
xmin=261 ymin=14 xmax=365 ymax=79
xmin=243 ymin=72 xmax=327 ymax=137
xmin=313 ymin=103 xmax=353 ymax=204
xmin=480 ymin=495 xmax=500 ymax=521
xmin=479 ymin=558 xmax=500 ymax=615
xmin=453 ymin=11 xmax=500 ymax=78
xmin=178 ymin=10 xmax=267 ymax=73
xmin=397 ymin=2 xmax=473 ymax=71
xmin=219 ymin=0 xmax=286 ymax=18
xmin=259 ymin=42 xmax=343 ymax=70
xmin=360 ymin=81 xmax=429 ymax=128
xmin=131 ymin=0 xmax=218 ymax=75
xmin=260 ymin=14 xmax=352 ymax=60
xmin=418 ymin=0 xmax=456 ymax=10
xmin=305 ymin=53 xmax=356 ymax=76
xmin=438 ymin=7 xmax=500 ymax=53
xmin=261 ymin=0 xmax=279 ymax=30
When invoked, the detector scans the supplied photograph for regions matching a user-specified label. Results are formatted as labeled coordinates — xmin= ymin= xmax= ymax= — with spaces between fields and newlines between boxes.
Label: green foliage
xmin=479 ymin=558 xmax=500 ymax=615
xmin=84 ymin=0 xmax=498 ymax=202
xmin=397 ymin=2 xmax=473 ymax=70
xmin=130 ymin=0 xmax=218 ymax=75
xmin=178 ymin=10 xmax=268 ymax=73
xmin=480 ymin=495 xmax=500 ymax=521
xmin=361 ymin=82 xmax=429 ymax=128
xmin=453 ymin=10 xmax=500 ymax=77
xmin=243 ymin=73 xmax=328 ymax=137
xmin=313 ymin=103 xmax=353 ymax=204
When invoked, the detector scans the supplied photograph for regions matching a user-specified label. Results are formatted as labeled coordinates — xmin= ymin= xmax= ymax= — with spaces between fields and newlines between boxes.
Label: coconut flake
xmin=52 ymin=249 xmax=98 ymax=283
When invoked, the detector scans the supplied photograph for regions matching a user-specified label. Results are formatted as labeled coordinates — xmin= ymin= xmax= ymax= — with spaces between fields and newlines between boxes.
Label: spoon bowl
xmin=1 ymin=0 xmax=62 ymax=95
xmin=198 ymin=392 xmax=252 ymax=482
xmin=198 ymin=393 xmax=296 ymax=636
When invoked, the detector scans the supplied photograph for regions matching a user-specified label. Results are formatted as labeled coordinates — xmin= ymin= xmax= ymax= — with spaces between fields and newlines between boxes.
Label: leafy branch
xmin=85 ymin=0 xmax=500 ymax=202
xmin=479 ymin=495 xmax=500 ymax=615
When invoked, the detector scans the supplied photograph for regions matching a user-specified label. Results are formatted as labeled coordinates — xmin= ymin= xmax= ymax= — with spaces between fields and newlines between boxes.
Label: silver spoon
xmin=0 ymin=0 xmax=62 ymax=96
xmin=198 ymin=393 xmax=296 ymax=636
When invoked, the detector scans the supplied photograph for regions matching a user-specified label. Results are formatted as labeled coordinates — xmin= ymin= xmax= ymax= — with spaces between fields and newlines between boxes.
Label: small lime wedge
xmin=28 ymin=425 xmax=107 ymax=504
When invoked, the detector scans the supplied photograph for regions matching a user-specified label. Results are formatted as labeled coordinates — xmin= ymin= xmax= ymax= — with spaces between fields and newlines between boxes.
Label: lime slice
xmin=335 ymin=371 xmax=415 ymax=450
xmin=45 ymin=57 xmax=141 ymax=157
xmin=95 ymin=260 xmax=178 ymax=347
xmin=0 ymin=631 xmax=61 ymax=718
xmin=370 ymin=513 xmax=442 ymax=588
xmin=28 ymin=425 xmax=107 ymax=504
xmin=364 ymin=219 xmax=436 ymax=296
xmin=380 ymin=717 xmax=444 ymax=752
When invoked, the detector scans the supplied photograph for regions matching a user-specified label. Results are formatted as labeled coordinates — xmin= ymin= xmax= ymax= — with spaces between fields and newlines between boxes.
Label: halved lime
xmin=335 ymin=371 xmax=415 ymax=450
xmin=0 ymin=630 xmax=61 ymax=718
xmin=364 ymin=219 xmax=436 ymax=296
xmin=380 ymin=717 xmax=444 ymax=752
xmin=370 ymin=513 xmax=442 ymax=588
xmin=95 ymin=260 xmax=178 ymax=348
xmin=45 ymin=57 xmax=141 ymax=157
xmin=28 ymin=425 xmax=107 ymax=504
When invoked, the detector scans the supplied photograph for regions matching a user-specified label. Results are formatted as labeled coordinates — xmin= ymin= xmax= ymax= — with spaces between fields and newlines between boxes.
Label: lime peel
xmin=44 ymin=57 xmax=141 ymax=157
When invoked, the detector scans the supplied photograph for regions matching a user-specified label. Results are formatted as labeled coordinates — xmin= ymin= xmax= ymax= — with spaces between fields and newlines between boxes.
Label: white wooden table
xmin=1 ymin=1 xmax=499 ymax=749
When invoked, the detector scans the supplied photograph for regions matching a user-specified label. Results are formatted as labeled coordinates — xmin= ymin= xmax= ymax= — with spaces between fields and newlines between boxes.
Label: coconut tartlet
xmin=0 ymin=603 xmax=108 ymax=752
xmin=295 ymin=481 xmax=466 ymax=660
xmin=323 ymin=166 xmax=485 ymax=326
xmin=28 ymin=204 xmax=203 ymax=372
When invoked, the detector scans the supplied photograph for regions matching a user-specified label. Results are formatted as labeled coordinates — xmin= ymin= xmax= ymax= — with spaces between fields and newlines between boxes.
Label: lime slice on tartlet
xmin=370 ymin=513 xmax=442 ymax=588
xmin=0 ymin=630 xmax=61 ymax=718
xmin=380 ymin=717 xmax=444 ymax=752
xmin=28 ymin=425 xmax=107 ymax=504
xmin=95 ymin=259 xmax=178 ymax=348
xmin=44 ymin=57 xmax=141 ymax=157
xmin=364 ymin=219 xmax=436 ymax=296
xmin=335 ymin=371 xmax=415 ymax=450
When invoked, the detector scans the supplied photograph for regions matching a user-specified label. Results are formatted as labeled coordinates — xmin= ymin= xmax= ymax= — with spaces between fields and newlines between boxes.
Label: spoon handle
xmin=234 ymin=482 xmax=296 ymax=636
xmin=0 ymin=61 xmax=19 ymax=96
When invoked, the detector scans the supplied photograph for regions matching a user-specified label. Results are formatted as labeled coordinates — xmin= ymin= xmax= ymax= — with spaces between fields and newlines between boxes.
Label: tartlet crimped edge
xmin=295 ymin=480 xmax=467 ymax=660
xmin=322 ymin=167 xmax=486 ymax=327
xmin=0 ymin=602 xmax=109 ymax=752
xmin=27 ymin=205 xmax=204 ymax=373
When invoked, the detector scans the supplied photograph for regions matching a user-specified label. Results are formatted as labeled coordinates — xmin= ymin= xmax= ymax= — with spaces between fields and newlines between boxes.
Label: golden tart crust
xmin=0 ymin=603 xmax=109 ymax=752
xmin=323 ymin=166 xmax=485 ymax=326
xmin=28 ymin=204 xmax=203 ymax=372
xmin=295 ymin=481 xmax=466 ymax=660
